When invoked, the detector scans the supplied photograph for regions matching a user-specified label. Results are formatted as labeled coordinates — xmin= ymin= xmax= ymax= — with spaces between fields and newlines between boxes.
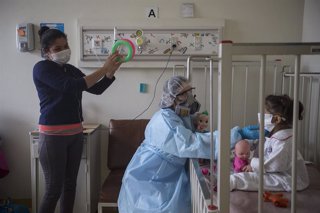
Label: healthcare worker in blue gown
xmin=118 ymin=76 xmax=213 ymax=213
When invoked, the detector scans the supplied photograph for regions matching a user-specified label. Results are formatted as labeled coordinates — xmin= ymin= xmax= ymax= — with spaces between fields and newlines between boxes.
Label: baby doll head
xmin=195 ymin=111 xmax=209 ymax=132
xmin=234 ymin=139 xmax=250 ymax=160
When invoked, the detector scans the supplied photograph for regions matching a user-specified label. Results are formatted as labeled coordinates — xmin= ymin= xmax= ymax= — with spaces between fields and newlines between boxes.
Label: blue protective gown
xmin=118 ymin=108 xmax=212 ymax=213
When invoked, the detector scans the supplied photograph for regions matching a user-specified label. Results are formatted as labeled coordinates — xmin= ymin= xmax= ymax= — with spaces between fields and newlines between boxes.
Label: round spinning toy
xmin=111 ymin=39 xmax=135 ymax=62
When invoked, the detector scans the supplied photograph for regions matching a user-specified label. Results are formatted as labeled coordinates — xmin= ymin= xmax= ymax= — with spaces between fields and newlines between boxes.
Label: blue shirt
xmin=33 ymin=60 xmax=115 ymax=125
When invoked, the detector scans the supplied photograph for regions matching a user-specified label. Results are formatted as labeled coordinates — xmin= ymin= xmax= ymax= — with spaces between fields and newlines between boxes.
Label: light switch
xmin=181 ymin=3 xmax=194 ymax=18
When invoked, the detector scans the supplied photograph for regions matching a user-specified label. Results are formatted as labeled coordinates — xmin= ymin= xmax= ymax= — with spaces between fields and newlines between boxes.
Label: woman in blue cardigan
xmin=33 ymin=26 xmax=122 ymax=213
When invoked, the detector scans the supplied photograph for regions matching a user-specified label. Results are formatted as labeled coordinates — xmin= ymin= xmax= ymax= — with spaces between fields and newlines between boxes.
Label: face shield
xmin=175 ymin=89 xmax=201 ymax=116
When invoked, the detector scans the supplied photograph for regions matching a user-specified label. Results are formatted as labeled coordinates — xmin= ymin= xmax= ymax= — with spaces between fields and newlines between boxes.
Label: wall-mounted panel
xmin=77 ymin=19 xmax=224 ymax=68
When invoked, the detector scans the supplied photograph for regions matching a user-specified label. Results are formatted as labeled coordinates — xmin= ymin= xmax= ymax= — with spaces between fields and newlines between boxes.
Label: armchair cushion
xmin=99 ymin=119 xmax=149 ymax=209
xmin=107 ymin=119 xmax=149 ymax=170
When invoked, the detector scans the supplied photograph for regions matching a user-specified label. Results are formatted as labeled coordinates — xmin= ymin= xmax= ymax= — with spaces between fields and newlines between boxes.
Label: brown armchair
xmin=98 ymin=119 xmax=149 ymax=213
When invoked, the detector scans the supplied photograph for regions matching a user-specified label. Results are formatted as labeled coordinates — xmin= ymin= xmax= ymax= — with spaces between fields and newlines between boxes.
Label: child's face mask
xmin=258 ymin=113 xmax=275 ymax=132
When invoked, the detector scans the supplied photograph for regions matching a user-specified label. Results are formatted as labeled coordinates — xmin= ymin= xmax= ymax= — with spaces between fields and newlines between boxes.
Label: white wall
xmin=302 ymin=0 xmax=320 ymax=68
xmin=302 ymin=0 xmax=320 ymax=166
xmin=0 ymin=0 xmax=305 ymax=198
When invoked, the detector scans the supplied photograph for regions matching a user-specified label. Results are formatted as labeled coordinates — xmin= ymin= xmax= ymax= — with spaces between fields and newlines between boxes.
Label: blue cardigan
xmin=33 ymin=60 xmax=115 ymax=125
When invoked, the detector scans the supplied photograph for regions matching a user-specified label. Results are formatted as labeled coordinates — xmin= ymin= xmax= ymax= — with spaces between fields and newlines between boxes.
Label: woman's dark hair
xmin=38 ymin=26 xmax=67 ymax=54
xmin=265 ymin=94 xmax=304 ymax=125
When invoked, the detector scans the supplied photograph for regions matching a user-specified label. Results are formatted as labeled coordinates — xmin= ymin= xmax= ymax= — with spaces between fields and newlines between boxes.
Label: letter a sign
xmin=145 ymin=7 xmax=159 ymax=18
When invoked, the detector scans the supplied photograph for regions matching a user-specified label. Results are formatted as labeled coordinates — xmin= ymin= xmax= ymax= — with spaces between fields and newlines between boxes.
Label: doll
xmin=194 ymin=111 xmax=210 ymax=166
xmin=233 ymin=139 xmax=250 ymax=173
xmin=194 ymin=111 xmax=209 ymax=133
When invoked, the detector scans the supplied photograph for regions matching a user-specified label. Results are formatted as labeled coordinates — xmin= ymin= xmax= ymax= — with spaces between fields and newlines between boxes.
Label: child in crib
xmin=230 ymin=94 xmax=309 ymax=192
xmin=233 ymin=139 xmax=250 ymax=173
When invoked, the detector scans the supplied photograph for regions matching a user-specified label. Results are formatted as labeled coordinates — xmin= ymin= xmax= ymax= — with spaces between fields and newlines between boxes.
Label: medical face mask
xmin=175 ymin=92 xmax=201 ymax=116
xmin=258 ymin=113 xmax=275 ymax=132
xmin=50 ymin=49 xmax=71 ymax=65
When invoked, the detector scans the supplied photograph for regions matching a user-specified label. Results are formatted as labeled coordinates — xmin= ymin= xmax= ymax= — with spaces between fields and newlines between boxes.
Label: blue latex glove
xmin=238 ymin=124 xmax=269 ymax=140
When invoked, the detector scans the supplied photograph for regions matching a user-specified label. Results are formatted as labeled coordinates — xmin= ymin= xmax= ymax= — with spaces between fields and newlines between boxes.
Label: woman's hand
xmin=242 ymin=165 xmax=253 ymax=172
xmin=102 ymin=51 xmax=122 ymax=79
xmin=84 ymin=51 xmax=123 ymax=88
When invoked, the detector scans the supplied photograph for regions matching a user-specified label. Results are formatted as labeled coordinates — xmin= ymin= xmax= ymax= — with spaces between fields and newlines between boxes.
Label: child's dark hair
xmin=38 ymin=26 xmax=67 ymax=54
xmin=265 ymin=94 xmax=304 ymax=126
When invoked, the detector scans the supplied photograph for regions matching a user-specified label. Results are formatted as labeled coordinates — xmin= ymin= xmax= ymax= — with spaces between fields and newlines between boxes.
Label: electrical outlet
xmin=170 ymin=37 xmax=178 ymax=49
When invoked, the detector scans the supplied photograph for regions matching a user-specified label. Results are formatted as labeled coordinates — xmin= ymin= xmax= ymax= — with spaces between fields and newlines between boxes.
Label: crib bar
xmin=284 ymin=72 xmax=320 ymax=77
xmin=187 ymin=56 xmax=213 ymax=81
xmin=218 ymin=42 xmax=233 ymax=213
xmin=304 ymin=78 xmax=311 ymax=160
xmin=306 ymin=79 xmax=312 ymax=160
xmin=289 ymin=76 xmax=293 ymax=97
xmin=189 ymin=159 xmax=218 ymax=213
xmin=227 ymin=43 xmax=320 ymax=55
xmin=314 ymin=78 xmax=320 ymax=167
xmin=187 ymin=57 xmax=192 ymax=81
xmin=187 ymin=56 xmax=218 ymax=212
xmin=209 ymin=59 xmax=216 ymax=207
xmin=299 ymin=76 xmax=307 ymax=154
xmin=273 ymin=63 xmax=278 ymax=94
xmin=307 ymin=77 xmax=311 ymax=161
xmin=204 ymin=66 xmax=208 ymax=110
xmin=243 ymin=66 xmax=249 ymax=126
xmin=291 ymin=55 xmax=301 ymax=213
xmin=258 ymin=55 xmax=267 ymax=213
xmin=281 ymin=70 xmax=286 ymax=94
xmin=231 ymin=65 xmax=235 ymax=123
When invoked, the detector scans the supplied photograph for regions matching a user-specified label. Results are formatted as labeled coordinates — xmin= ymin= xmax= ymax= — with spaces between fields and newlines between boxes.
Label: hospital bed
xmin=187 ymin=42 xmax=320 ymax=213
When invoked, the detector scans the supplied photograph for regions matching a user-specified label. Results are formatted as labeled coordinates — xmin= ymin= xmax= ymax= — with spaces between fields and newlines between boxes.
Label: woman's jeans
xmin=38 ymin=133 xmax=83 ymax=213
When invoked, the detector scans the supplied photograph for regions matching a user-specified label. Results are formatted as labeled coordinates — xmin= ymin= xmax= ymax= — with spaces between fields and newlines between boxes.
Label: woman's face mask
xmin=175 ymin=92 xmax=201 ymax=116
xmin=258 ymin=113 xmax=275 ymax=132
xmin=49 ymin=49 xmax=71 ymax=65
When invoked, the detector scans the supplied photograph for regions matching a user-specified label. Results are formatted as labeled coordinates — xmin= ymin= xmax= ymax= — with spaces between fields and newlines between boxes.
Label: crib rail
xmin=190 ymin=159 xmax=218 ymax=213
xmin=219 ymin=42 xmax=320 ymax=213
xmin=282 ymin=71 xmax=320 ymax=168
xmin=187 ymin=42 xmax=320 ymax=213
